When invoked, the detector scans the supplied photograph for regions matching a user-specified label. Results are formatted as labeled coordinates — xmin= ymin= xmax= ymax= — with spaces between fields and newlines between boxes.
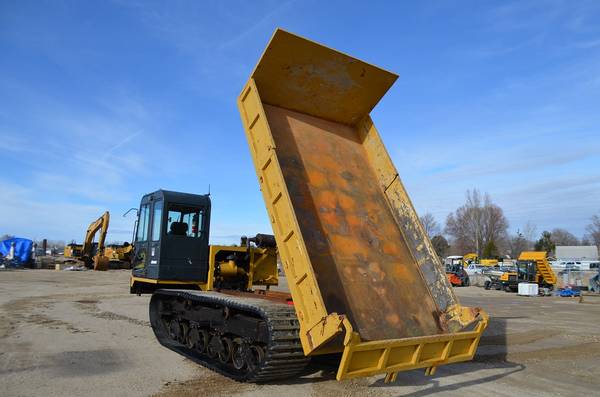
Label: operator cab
xmin=131 ymin=190 xmax=211 ymax=282
xmin=515 ymin=260 xmax=537 ymax=283
xmin=444 ymin=256 xmax=463 ymax=274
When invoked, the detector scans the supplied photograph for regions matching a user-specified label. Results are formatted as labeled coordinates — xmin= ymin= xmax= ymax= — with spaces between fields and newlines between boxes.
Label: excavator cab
xmin=131 ymin=190 xmax=211 ymax=288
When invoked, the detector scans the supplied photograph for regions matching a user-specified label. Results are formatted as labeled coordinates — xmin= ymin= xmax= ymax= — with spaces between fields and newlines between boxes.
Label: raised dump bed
xmin=238 ymin=29 xmax=487 ymax=381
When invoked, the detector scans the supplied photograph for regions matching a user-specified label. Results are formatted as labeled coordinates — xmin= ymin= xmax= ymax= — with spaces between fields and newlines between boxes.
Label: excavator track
xmin=149 ymin=290 xmax=309 ymax=382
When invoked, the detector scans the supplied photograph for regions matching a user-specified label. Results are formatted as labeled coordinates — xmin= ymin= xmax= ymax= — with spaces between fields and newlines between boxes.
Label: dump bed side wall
xmin=356 ymin=117 xmax=458 ymax=311
xmin=238 ymin=80 xmax=329 ymax=338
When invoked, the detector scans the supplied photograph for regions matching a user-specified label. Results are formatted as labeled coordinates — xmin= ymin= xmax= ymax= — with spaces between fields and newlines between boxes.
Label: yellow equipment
xmin=63 ymin=243 xmax=82 ymax=258
xmin=499 ymin=251 xmax=556 ymax=291
xmin=81 ymin=211 xmax=110 ymax=270
xmin=462 ymin=253 xmax=478 ymax=265
xmin=105 ymin=243 xmax=133 ymax=263
xmin=480 ymin=259 xmax=499 ymax=266
xmin=461 ymin=253 xmax=497 ymax=267
xmin=67 ymin=211 xmax=133 ymax=270
xmin=142 ymin=30 xmax=487 ymax=384
xmin=65 ymin=211 xmax=111 ymax=270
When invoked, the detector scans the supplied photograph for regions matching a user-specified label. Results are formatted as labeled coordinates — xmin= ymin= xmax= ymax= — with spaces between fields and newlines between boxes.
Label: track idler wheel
xmin=246 ymin=345 xmax=265 ymax=373
xmin=232 ymin=339 xmax=245 ymax=370
xmin=206 ymin=335 xmax=222 ymax=359
xmin=180 ymin=322 xmax=190 ymax=344
xmin=218 ymin=337 xmax=234 ymax=364
xmin=168 ymin=319 xmax=181 ymax=342
xmin=198 ymin=329 xmax=209 ymax=353
xmin=186 ymin=327 xmax=199 ymax=349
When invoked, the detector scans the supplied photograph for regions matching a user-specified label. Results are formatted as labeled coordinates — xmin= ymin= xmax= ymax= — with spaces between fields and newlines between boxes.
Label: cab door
xmin=132 ymin=203 xmax=151 ymax=277
xmin=147 ymin=199 xmax=163 ymax=278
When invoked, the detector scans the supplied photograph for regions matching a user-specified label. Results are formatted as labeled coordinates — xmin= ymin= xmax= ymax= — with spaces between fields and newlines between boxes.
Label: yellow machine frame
xmin=130 ymin=245 xmax=278 ymax=293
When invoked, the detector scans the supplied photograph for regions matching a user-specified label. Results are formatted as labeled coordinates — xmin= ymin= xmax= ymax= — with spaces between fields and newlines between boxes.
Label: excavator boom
xmin=81 ymin=211 xmax=110 ymax=270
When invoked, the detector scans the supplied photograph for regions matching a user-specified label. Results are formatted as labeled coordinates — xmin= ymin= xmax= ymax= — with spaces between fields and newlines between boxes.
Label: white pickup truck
xmin=465 ymin=263 xmax=484 ymax=276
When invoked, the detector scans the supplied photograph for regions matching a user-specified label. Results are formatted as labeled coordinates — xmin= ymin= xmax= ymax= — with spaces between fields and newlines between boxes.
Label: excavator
xmin=136 ymin=29 xmax=488 ymax=383
xmin=64 ymin=211 xmax=110 ymax=270
xmin=65 ymin=212 xmax=134 ymax=270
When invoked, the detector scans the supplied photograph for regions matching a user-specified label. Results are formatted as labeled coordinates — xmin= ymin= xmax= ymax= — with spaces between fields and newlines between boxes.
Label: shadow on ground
xmin=368 ymin=316 xmax=526 ymax=396
xmin=269 ymin=316 xmax=525 ymax=392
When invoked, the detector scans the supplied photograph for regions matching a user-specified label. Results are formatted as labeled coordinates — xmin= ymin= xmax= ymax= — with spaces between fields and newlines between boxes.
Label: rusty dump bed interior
xmin=264 ymin=104 xmax=441 ymax=340
xmin=238 ymin=29 xmax=487 ymax=381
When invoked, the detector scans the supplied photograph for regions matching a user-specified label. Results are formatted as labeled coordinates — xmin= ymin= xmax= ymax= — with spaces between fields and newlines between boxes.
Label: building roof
xmin=555 ymin=246 xmax=599 ymax=260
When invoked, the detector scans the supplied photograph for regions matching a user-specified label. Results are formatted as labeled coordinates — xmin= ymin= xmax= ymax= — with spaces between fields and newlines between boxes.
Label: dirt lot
xmin=1 ymin=269 xmax=599 ymax=396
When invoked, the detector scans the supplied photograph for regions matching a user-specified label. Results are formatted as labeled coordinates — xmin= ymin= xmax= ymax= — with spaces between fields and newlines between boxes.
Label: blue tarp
xmin=0 ymin=238 xmax=33 ymax=263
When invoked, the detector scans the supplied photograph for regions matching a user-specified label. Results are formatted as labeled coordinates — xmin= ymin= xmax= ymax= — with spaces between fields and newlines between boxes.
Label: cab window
xmin=151 ymin=200 xmax=163 ymax=241
xmin=136 ymin=204 xmax=150 ymax=242
xmin=166 ymin=203 xmax=204 ymax=238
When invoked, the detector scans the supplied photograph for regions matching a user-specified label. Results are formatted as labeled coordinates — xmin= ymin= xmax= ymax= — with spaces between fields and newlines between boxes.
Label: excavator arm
xmin=81 ymin=211 xmax=110 ymax=270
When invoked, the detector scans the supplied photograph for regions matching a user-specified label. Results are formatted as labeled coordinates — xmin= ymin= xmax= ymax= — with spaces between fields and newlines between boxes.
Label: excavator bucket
xmin=93 ymin=255 xmax=110 ymax=271
xmin=238 ymin=29 xmax=487 ymax=381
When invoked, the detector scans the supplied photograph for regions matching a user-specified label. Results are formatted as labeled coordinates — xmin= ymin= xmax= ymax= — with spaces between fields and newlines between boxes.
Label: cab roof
xmin=140 ymin=189 xmax=211 ymax=207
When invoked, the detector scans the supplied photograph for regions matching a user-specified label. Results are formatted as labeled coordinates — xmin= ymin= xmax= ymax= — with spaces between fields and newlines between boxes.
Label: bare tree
xmin=508 ymin=231 xmax=529 ymax=259
xmin=523 ymin=221 xmax=537 ymax=246
xmin=586 ymin=214 xmax=600 ymax=248
xmin=430 ymin=235 xmax=449 ymax=258
xmin=445 ymin=189 xmax=509 ymax=256
xmin=420 ymin=213 xmax=440 ymax=238
xmin=550 ymin=228 xmax=579 ymax=246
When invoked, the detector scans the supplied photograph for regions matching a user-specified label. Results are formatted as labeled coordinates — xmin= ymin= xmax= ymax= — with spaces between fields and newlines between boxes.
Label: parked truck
xmin=496 ymin=251 xmax=556 ymax=292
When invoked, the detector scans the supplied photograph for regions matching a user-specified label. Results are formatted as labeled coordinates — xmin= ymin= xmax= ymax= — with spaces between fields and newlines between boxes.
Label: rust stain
xmin=264 ymin=104 xmax=444 ymax=340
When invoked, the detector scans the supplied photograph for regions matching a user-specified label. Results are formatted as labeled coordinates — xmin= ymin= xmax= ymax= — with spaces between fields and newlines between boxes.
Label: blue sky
xmin=1 ymin=0 xmax=599 ymax=244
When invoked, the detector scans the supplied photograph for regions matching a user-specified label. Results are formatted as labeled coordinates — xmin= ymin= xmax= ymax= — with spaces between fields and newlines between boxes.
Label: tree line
xmin=420 ymin=189 xmax=600 ymax=259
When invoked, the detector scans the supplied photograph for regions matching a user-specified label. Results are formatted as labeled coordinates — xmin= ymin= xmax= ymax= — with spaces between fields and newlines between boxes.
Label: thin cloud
xmin=217 ymin=0 xmax=296 ymax=50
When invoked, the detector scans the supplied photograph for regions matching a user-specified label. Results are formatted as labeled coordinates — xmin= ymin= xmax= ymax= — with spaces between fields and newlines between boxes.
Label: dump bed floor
xmin=264 ymin=104 xmax=443 ymax=340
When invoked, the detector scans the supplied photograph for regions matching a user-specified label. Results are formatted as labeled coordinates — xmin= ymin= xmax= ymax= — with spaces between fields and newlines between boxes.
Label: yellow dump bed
xmin=238 ymin=29 xmax=487 ymax=381
xmin=518 ymin=251 xmax=557 ymax=285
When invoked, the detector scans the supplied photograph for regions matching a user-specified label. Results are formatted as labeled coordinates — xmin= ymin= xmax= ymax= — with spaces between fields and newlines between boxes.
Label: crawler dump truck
xmin=498 ymin=251 xmax=556 ymax=292
xmin=143 ymin=29 xmax=488 ymax=383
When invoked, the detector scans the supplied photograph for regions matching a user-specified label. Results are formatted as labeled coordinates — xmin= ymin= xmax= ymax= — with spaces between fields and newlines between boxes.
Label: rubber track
xmin=150 ymin=289 xmax=310 ymax=382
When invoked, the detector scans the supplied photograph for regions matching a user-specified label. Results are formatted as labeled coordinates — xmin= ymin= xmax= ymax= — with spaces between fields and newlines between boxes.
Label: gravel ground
xmin=1 ymin=269 xmax=599 ymax=396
